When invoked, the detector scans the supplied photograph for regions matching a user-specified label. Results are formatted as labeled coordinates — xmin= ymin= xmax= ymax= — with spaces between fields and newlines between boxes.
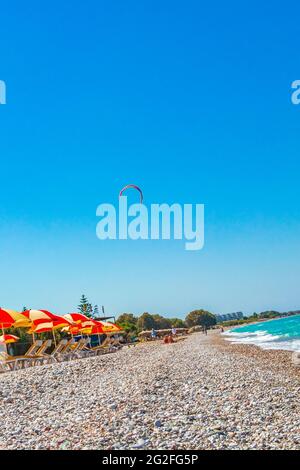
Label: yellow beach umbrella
xmin=23 ymin=310 xmax=75 ymax=346
xmin=100 ymin=321 xmax=122 ymax=333
xmin=63 ymin=313 xmax=96 ymax=328
xmin=0 ymin=308 xmax=31 ymax=331
xmin=0 ymin=334 xmax=20 ymax=344
xmin=28 ymin=319 xmax=73 ymax=347
xmin=0 ymin=309 xmax=29 ymax=353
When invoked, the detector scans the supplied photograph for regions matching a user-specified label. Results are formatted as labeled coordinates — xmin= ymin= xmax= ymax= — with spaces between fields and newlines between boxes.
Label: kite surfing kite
xmin=119 ymin=184 xmax=143 ymax=203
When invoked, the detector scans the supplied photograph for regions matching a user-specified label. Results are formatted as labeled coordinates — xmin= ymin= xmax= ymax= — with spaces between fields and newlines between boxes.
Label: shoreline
xmin=221 ymin=315 xmax=300 ymax=354
xmin=207 ymin=330 xmax=300 ymax=380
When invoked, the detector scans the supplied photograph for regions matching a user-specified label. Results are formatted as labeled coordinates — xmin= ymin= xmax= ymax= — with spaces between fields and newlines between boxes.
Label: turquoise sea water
xmin=224 ymin=315 xmax=300 ymax=351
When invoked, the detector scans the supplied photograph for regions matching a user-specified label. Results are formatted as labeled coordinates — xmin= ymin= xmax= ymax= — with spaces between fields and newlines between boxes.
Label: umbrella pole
xmin=1 ymin=323 xmax=7 ymax=354
xmin=52 ymin=329 xmax=57 ymax=348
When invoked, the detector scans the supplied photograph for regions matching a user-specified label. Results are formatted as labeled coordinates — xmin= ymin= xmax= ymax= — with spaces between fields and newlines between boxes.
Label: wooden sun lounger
xmin=0 ymin=339 xmax=43 ymax=371
xmin=0 ymin=340 xmax=52 ymax=371
xmin=40 ymin=339 xmax=69 ymax=364
xmin=54 ymin=338 xmax=76 ymax=362
xmin=51 ymin=339 xmax=68 ymax=356
xmin=110 ymin=337 xmax=123 ymax=349
xmin=24 ymin=340 xmax=43 ymax=356
xmin=30 ymin=340 xmax=53 ymax=366
xmin=66 ymin=338 xmax=94 ymax=359
xmin=91 ymin=337 xmax=118 ymax=355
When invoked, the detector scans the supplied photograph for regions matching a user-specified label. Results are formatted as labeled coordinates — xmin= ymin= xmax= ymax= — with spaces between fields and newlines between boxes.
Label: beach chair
xmin=92 ymin=337 xmax=117 ymax=355
xmin=110 ymin=337 xmax=123 ymax=349
xmin=81 ymin=338 xmax=101 ymax=358
xmin=0 ymin=352 xmax=16 ymax=372
xmin=36 ymin=340 xmax=52 ymax=356
xmin=51 ymin=339 xmax=68 ymax=357
xmin=24 ymin=340 xmax=43 ymax=356
xmin=67 ymin=338 xmax=94 ymax=359
xmin=61 ymin=338 xmax=75 ymax=353
xmin=1 ymin=355 xmax=32 ymax=372
xmin=0 ymin=340 xmax=52 ymax=372
xmin=30 ymin=340 xmax=53 ymax=366
xmin=40 ymin=339 xmax=69 ymax=364
xmin=0 ymin=340 xmax=46 ymax=371
xmin=9 ymin=340 xmax=53 ymax=369
xmin=54 ymin=338 xmax=76 ymax=362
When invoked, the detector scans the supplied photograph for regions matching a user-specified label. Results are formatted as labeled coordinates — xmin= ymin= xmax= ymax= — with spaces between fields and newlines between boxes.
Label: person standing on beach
xmin=151 ymin=328 xmax=157 ymax=341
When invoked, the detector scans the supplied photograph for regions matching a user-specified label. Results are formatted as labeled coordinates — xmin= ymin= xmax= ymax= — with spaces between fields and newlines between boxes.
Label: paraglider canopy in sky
xmin=119 ymin=184 xmax=143 ymax=204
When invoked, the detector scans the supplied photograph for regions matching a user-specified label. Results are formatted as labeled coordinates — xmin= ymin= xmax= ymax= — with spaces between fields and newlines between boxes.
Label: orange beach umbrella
xmin=61 ymin=315 xmax=100 ymax=335
xmin=63 ymin=313 xmax=97 ymax=328
xmin=28 ymin=322 xmax=56 ymax=334
xmin=0 ymin=334 xmax=20 ymax=344
xmin=0 ymin=308 xmax=31 ymax=330
xmin=99 ymin=321 xmax=122 ymax=334
xmin=77 ymin=322 xmax=105 ymax=335
xmin=24 ymin=310 xmax=74 ymax=347
xmin=22 ymin=310 xmax=73 ymax=327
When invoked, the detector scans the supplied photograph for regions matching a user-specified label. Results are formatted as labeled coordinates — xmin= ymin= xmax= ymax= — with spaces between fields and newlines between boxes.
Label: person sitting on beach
xmin=171 ymin=326 xmax=177 ymax=337
xmin=163 ymin=335 xmax=174 ymax=344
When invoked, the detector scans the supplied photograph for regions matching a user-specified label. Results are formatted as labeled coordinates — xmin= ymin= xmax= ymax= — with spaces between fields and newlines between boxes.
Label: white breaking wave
xmin=223 ymin=330 xmax=300 ymax=351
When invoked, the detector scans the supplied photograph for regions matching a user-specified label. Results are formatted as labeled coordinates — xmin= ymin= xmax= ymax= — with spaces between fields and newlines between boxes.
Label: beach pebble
xmin=154 ymin=420 xmax=162 ymax=428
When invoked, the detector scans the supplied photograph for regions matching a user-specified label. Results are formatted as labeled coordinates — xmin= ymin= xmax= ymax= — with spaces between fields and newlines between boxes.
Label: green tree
xmin=169 ymin=318 xmax=186 ymax=328
xmin=117 ymin=313 xmax=137 ymax=325
xmin=152 ymin=314 xmax=172 ymax=329
xmin=87 ymin=303 xmax=93 ymax=318
xmin=120 ymin=321 xmax=138 ymax=335
xmin=259 ymin=310 xmax=280 ymax=319
xmin=78 ymin=295 xmax=93 ymax=318
xmin=185 ymin=309 xmax=216 ymax=328
xmin=93 ymin=304 xmax=99 ymax=317
xmin=116 ymin=313 xmax=138 ymax=334
xmin=136 ymin=312 xmax=156 ymax=331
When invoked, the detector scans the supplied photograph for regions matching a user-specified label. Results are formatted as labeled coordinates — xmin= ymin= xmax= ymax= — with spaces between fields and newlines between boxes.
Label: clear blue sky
xmin=1 ymin=0 xmax=300 ymax=318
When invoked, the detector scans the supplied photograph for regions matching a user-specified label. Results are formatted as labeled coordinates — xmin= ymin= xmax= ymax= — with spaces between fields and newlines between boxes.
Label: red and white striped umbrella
xmin=23 ymin=310 xmax=74 ymax=329
xmin=0 ymin=308 xmax=30 ymax=329
xmin=99 ymin=321 xmax=122 ymax=333
xmin=63 ymin=313 xmax=97 ymax=328
xmin=0 ymin=334 xmax=20 ymax=344
xmin=81 ymin=321 xmax=122 ymax=335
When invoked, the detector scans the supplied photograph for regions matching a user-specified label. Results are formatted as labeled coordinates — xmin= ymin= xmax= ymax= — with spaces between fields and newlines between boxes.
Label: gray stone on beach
xmin=154 ymin=420 xmax=162 ymax=428
xmin=132 ymin=438 xmax=147 ymax=448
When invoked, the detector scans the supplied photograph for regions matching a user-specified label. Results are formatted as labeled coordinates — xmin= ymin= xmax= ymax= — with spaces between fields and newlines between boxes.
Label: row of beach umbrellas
xmin=0 ymin=308 xmax=121 ymax=346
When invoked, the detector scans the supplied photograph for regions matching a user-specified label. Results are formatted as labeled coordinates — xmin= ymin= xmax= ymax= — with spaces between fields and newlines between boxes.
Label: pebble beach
xmin=1 ymin=332 xmax=300 ymax=450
